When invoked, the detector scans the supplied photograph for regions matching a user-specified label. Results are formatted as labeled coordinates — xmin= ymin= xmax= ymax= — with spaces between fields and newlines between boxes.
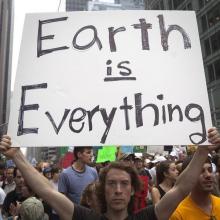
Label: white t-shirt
xmin=0 ymin=187 xmax=6 ymax=205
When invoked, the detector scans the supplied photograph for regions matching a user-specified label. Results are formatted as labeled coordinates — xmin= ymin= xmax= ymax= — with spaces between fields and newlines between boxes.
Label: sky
xmin=12 ymin=0 xmax=65 ymax=91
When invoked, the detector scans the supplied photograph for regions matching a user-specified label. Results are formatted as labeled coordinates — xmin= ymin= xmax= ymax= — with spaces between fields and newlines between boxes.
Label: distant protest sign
xmin=8 ymin=10 xmax=212 ymax=147
xmin=96 ymin=146 xmax=117 ymax=163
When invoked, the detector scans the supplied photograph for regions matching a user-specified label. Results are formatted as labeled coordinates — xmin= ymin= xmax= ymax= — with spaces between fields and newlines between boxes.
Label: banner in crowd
xmin=8 ymin=10 xmax=212 ymax=146
xmin=96 ymin=146 xmax=117 ymax=163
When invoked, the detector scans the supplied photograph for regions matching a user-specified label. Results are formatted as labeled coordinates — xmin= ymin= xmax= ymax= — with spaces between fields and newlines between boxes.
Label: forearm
xmin=175 ymin=147 xmax=209 ymax=196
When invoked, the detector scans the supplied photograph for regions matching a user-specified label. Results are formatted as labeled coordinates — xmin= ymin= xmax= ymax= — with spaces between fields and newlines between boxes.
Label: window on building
xmin=168 ymin=0 xmax=173 ymax=9
xmin=199 ymin=0 xmax=204 ymax=9
xmin=204 ymin=39 xmax=211 ymax=56
xmin=201 ymin=15 xmax=208 ymax=32
xmin=207 ymin=3 xmax=220 ymax=27
xmin=213 ymin=87 xmax=220 ymax=109
xmin=214 ymin=59 xmax=220 ymax=80
xmin=211 ymin=30 xmax=220 ymax=53
xmin=159 ymin=1 xmax=164 ymax=10
xmin=173 ymin=0 xmax=182 ymax=9
xmin=152 ymin=3 xmax=159 ymax=10
xmin=187 ymin=2 xmax=192 ymax=10
xmin=208 ymin=64 xmax=215 ymax=82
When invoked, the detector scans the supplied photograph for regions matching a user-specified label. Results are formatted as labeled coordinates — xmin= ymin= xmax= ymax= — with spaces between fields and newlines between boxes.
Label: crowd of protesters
xmin=0 ymin=127 xmax=219 ymax=219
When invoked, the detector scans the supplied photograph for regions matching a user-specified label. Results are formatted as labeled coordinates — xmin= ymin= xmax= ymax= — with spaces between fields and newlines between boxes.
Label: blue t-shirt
xmin=58 ymin=165 xmax=98 ymax=204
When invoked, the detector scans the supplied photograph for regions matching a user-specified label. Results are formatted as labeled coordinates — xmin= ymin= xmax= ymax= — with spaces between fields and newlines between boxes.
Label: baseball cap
xmin=20 ymin=197 xmax=48 ymax=220
xmin=43 ymin=167 xmax=52 ymax=174
xmin=152 ymin=156 xmax=166 ymax=163
xmin=119 ymin=153 xmax=135 ymax=161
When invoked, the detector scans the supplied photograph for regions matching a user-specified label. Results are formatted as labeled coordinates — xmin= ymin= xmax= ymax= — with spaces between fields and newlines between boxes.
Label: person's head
xmin=182 ymin=155 xmax=213 ymax=193
xmin=175 ymin=161 xmax=183 ymax=174
xmin=156 ymin=160 xmax=179 ymax=185
xmin=21 ymin=182 xmax=35 ymax=199
xmin=80 ymin=181 xmax=100 ymax=213
xmin=96 ymin=162 xmax=141 ymax=214
xmin=0 ymin=161 xmax=5 ymax=181
xmin=120 ymin=154 xmax=135 ymax=166
xmin=134 ymin=157 xmax=143 ymax=170
xmin=6 ymin=166 xmax=15 ymax=183
xmin=73 ymin=147 xmax=93 ymax=164
xmin=19 ymin=197 xmax=48 ymax=220
xmin=14 ymin=168 xmax=24 ymax=190
xmin=51 ymin=166 xmax=60 ymax=183
xmin=43 ymin=167 xmax=52 ymax=180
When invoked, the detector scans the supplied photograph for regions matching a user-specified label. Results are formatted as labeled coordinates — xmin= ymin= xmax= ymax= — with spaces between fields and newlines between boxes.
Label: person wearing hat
xmin=0 ymin=127 xmax=220 ymax=220
xmin=119 ymin=153 xmax=135 ymax=166
xmin=42 ymin=167 xmax=52 ymax=180
xmin=18 ymin=197 xmax=48 ymax=220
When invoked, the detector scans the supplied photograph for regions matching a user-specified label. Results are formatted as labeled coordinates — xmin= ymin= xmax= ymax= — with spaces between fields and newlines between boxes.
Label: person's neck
xmin=16 ymin=186 xmax=22 ymax=193
xmin=190 ymin=190 xmax=212 ymax=215
xmin=72 ymin=160 xmax=85 ymax=172
xmin=105 ymin=208 xmax=128 ymax=220
xmin=160 ymin=178 xmax=173 ymax=191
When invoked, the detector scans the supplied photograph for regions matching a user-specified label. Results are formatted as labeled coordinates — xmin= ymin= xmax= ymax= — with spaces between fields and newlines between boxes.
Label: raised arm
xmin=155 ymin=127 xmax=220 ymax=220
xmin=0 ymin=136 xmax=74 ymax=220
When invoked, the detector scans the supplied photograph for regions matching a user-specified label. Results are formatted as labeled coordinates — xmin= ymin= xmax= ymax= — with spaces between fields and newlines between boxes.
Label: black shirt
xmin=73 ymin=205 xmax=157 ymax=220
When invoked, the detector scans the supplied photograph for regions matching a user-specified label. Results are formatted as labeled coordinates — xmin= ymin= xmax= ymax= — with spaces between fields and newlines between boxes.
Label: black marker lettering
xmin=100 ymin=108 xmax=117 ymax=144
xmin=158 ymin=14 xmax=191 ymax=51
xmin=135 ymin=93 xmax=159 ymax=127
xmin=87 ymin=105 xmax=100 ymax=131
xmin=120 ymin=97 xmax=133 ymax=130
xmin=69 ymin=108 xmax=86 ymax=133
xmin=37 ymin=17 xmax=69 ymax=57
xmin=45 ymin=109 xmax=70 ymax=134
xmin=108 ymin=26 xmax=126 ymax=52
xmin=185 ymin=103 xmax=206 ymax=144
xmin=117 ymin=61 xmax=132 ymax=76
xmin=72 ymin=25 xmax=102 ymax=50
xmin=17 ymin=83 xmax=47 ymax=136
xmin=132 ymin=18 xmax=152 ymax=50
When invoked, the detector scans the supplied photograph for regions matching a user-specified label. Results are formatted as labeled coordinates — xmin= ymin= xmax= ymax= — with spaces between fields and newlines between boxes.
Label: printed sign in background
xmin=8 ymin=10 xmax=212 ymax=146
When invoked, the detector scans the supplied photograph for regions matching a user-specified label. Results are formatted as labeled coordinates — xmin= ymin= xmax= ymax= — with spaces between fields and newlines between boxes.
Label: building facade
xmin=66 ymin=0 xmax=89 ymax=11
xmin=117 ymin=0 xmax=145 ymax=9
xmin=88 ymin=1 xmax=121 ymax=11
xmin=145 ymin=0 xmax=220 ymax=130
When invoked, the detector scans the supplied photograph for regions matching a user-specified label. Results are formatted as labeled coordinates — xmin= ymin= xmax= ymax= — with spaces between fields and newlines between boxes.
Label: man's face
xmin=6 ymin=168 xmax=14 ymax=183
xmin=79 ymin=148 xmax=93 ymax=164
xmin=15 ymin=170 xmax=24 ymax=188
xmin=105 ymin=168 xmax=132 ymax=212
xmin=134 ymin=159 xmax=143 ymax=170
xmin=197 ymin=163 xmax=214 ymax=192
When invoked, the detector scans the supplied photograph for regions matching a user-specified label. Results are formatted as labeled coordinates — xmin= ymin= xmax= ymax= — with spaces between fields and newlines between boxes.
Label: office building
xmin=66 ymin=0 xmax=89 ymax=11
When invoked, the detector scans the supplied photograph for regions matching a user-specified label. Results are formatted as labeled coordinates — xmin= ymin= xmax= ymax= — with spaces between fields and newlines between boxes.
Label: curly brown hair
xmin=96 ymin=162 xmax=142 ymax=214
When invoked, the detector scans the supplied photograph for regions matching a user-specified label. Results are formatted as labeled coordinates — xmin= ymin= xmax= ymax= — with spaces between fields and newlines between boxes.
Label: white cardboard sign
xmin=8 ymin=10 xmax=212 ymax=146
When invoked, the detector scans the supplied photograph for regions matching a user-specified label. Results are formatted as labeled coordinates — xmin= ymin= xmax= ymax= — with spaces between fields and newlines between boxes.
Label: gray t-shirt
xmin=58 ymin=165 xmax=98 ymax=204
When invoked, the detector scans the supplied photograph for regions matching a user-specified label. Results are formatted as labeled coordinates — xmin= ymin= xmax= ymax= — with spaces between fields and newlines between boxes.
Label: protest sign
xmin=8 ymin=10 xmax=212 ymax=146
xmin=96 ymin=146 xmax=117 ymax=163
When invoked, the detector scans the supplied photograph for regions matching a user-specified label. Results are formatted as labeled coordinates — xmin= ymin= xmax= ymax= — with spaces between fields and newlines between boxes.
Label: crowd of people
xmin=0 ymin=127 xmax=219 ymax=220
